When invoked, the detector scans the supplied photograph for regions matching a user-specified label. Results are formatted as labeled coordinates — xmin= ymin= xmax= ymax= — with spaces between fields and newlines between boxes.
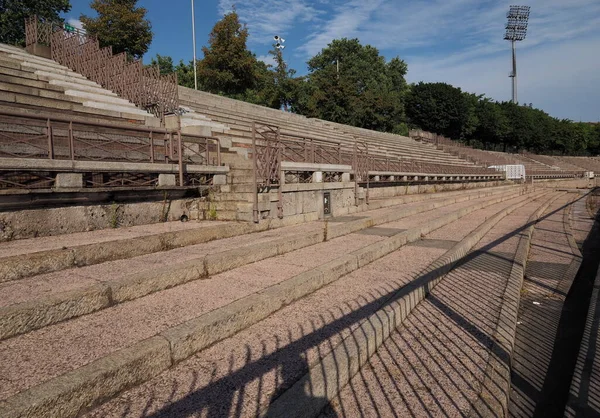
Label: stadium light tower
xmin=504 ymin=5 xmax=530 ymax=104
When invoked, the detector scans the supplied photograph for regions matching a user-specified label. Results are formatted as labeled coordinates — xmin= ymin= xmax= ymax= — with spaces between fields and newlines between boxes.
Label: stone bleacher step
xmin=63 ymin=89 xmax=134 ymax=106
xmin=0 ymin=187 xmax=525 ymax=342
xmin=293 ymin=192 xmax=561 ymax=418
xmin=47 ymin=79 xmax=119 ymax=97
xmin=2 ymin=91 xmax=149 ymax=122
xmin=0 ymin=188 xmax=542 ymax=418
xmin=82 ymin=100 xmax=152 ymax=117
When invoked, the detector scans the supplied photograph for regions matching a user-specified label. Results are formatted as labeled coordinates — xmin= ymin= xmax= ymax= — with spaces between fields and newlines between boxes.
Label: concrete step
xmin=34 ymin=70 xmax=100 ymax=87
xmin=0 ymin=188 xmax=543 ymax=417
xmin=0 ymin=75 xmax=64 ymax=92
xmin=64 ymin=89 xmax=136 ymax=107
xmin=49 ymin=79 xmax=119 ymax=97
xmin=0 ymin=90 xmax=149 ymax=122
xmin=5 ymin=52 xmax=71 ymax=72
xmin=82 ymin=100 xmax=151 ymax=117
xmin=21 ymin=61 xmax=88 ymax=78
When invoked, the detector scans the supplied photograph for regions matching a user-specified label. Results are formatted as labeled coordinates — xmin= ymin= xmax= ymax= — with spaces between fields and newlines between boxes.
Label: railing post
xmin=46 ymin=119 xmax=54 ymax=159
xmin=303 ymin=138 xmax=308 ymax=162
xmin=177 ymin=130 xmax=184 ymax=186
xmin=68 ymin=121 xmax=74 ymax=160
xmin=205 ymin=137 xmax=210 ymax=166
xmin=252 ymin=122 xmax=259 ymax=223
xmin=277 ymin=143 xmax=283 ymax=219
xmin=164 ymin=133 xmax=170 ymax=163
xmin=216 ymin=137 xmax=221 ymax=166
xmin=149 ymin=131 xmax=154 ymax=163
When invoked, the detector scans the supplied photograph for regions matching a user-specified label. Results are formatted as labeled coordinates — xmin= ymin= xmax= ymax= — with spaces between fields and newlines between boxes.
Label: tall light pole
xmin=191 ymin=0 xmax=198 ymax=90
xmin=504 ymin=5 xmax=530 ymax=104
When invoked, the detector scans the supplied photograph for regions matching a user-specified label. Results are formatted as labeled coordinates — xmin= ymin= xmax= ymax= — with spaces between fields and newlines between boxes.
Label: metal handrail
xmin=0 ymin=111 xmax=222 ymax=186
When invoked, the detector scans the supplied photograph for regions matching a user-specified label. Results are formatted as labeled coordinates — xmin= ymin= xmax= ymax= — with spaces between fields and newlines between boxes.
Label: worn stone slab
xmin=262 ymin=191 xmax=551 ymax=418
xmin=467 ymin=193 xmax=562 ymax=418
xmin=0 ymin=189 xmax=524 ymax=341
xmin=0 ymin=336 xmax=172 ymax=418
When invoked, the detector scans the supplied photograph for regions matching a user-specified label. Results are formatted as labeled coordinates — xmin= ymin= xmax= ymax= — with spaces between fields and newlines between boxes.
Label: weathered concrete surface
xmin=0 ymin=196 xmax=203 ymax=241
xmin=0 ymin=191 xmax=536 ymax=417
xmin=0 ymin=185 xmax=517 ymax=282
xmin=0 ymin=188 xmax=524 ymax=341
xmin=80 ymin=192 xmax=546 ymax=418
xmin=507 ymin=195 xmax=581 ymax=417
xmin=0 ymin=337 xmax=171 ymax=418
xmin=267 ymin=193 xmax=552 ymax=418
xmin=320 ymin=194 xmax=557 ymax=418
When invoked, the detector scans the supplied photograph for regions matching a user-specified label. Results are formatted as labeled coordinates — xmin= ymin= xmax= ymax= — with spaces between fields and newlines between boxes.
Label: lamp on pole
xmin=504 ymin=5 xmax=530 ymax=104
xmin=191 ymin=0 xmax=198 ymax=90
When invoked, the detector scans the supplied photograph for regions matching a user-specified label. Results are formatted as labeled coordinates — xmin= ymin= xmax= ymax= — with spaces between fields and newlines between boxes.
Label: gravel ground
xmin=81 ymin=194 xmax=533 ymax=417
xmin=322 ymin=196 xmax=553 ymax=418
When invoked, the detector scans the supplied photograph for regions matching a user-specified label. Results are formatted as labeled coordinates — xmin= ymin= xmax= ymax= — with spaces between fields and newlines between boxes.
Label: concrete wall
xmin=0 ymin=198 xmax=200 ymax=242
xmin=534 ymin=177 xmax=597 ymax=189
xmin=260 ymin=179 xmax=509 ymax=221
xmin=276 ymin=185 xmax=356 ymax=219
xmin=367 ymin=180 xmax=508 ymax=199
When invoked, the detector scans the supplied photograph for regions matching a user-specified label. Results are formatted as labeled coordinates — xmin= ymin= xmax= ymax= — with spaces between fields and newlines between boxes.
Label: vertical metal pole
xmin=252 ymin=122 xmax=259 ymax=223
xmin=216 ymin=138 xmax=221 ymax=166
xmin=68 ymin=121 xmax=74 ymax=160
xmin=46 ymin=119 xmax=54 ymax=159
xmin=207 ymin=136 xmax=212 ymax=165
xmin=191 ymin=0 xmax=198 ymax=90
xmin=276 ymin=129 xmax=283 ymax=219
xmin=177 ymin=130 xmax=184 ymax=186
xmin=149 ymin=131 xmax=154 ymax=163
xmin=512 ymin=40 xmax=517 ymax=104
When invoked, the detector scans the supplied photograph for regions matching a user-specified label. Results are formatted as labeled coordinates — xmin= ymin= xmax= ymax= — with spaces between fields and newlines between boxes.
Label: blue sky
xmin=66 ymin=0 xmax=600 ymax=122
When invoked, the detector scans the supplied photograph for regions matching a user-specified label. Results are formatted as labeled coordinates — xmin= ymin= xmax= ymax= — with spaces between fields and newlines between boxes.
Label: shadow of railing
xmin=98 ymin=194 xmax=585 ymax=418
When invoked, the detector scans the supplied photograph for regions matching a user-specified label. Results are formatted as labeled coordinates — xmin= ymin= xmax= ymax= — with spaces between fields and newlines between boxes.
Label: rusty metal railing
xmin=0 ymin=110 xmax=220 ymax=187
xmin=24 ymin=15 xmax=179 ymax=123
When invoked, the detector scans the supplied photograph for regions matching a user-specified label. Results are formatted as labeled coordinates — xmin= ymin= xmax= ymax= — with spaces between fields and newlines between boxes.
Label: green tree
xmin=150 ymin=54 xmax=174 ymax=75
xmin=175 ymin=60 xmax=196 ymax=89
xmin=294 ymin=38 xmax=407 ymax=133
xmin=268 ymin=43 xmax=296 ymax=110
xmin=81 ymin=0 xmax=152 ymax=59
xmin=473 ymin=99 xmax=509 ymax=149
xmin=0 ymin=0 xmax=71 ymax=45
xmin=197 ymin=8 xmax=260 ymax=96
xmin=406 ymin=82 xmax=476 ymax=140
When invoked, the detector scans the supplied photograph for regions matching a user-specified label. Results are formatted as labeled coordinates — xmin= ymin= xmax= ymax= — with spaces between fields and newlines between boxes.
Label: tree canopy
xmin=0 ymin=0 xmax=71 ymax=45
xmin=81 ymin=0 xmax=152 ymax=59
xmin=197 ymin=8 xmax=260 ymax=97
xmin=293 ymin=38 xmax=408 ymax=134
xmin=145 ymin=12 xmax=598 ymax=156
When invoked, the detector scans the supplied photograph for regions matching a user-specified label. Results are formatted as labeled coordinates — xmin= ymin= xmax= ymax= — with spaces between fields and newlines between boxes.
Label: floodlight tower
xmin=504 ymin=5 xmax=530 ymax=104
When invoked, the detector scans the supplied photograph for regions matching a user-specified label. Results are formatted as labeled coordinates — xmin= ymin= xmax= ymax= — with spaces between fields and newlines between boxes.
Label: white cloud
xmin=67 ymin=18 xmax=83 ymax=30
xmin=407 ymin=35 xmax=600 ymax=121
xmin=229 ymin=0 xmax=600 ymax=120
xmin=257 ymin=54 xmax=276 ymax=66
xmin=218 ymin=0 xmax=324 ymax=44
